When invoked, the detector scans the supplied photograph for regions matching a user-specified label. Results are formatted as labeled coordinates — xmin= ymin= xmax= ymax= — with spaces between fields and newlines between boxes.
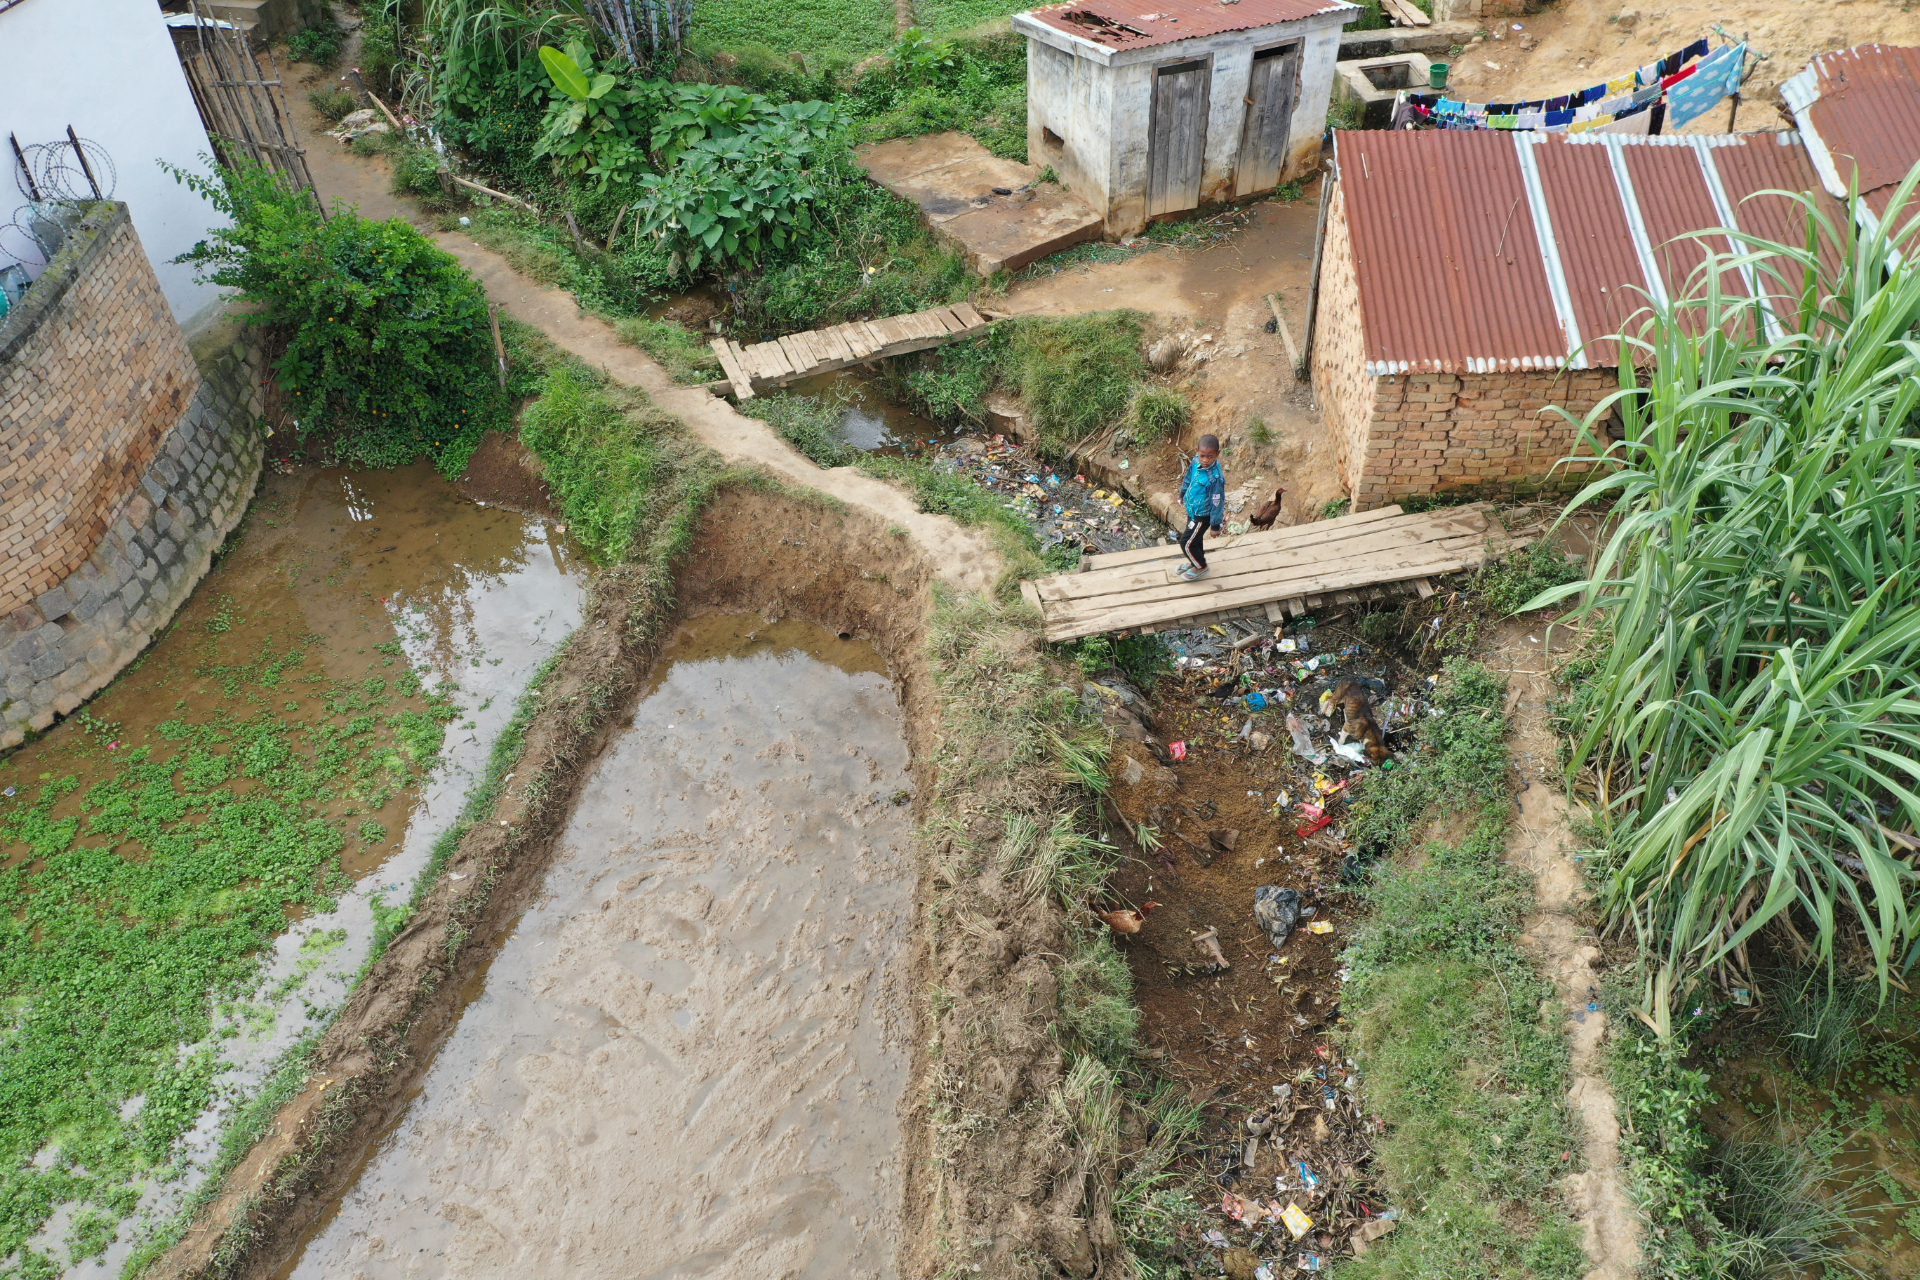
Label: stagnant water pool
xmin=278 ymin=614 xmax=915 ymax=1279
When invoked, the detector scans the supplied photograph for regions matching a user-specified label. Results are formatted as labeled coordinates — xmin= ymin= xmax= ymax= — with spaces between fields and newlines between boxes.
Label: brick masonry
xmin=1 ymin=203 xmax=264 ymax=749
xmin=1312 ymin=179 xmax=1616 ymax=510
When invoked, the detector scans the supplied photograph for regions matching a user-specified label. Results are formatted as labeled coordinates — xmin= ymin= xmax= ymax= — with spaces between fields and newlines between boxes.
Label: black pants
xmin=1180 ymin=516 xmax=1209 ymax=570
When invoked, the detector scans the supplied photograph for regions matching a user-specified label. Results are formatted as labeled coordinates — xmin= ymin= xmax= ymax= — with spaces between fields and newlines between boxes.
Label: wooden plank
xmin=1037 ymin=513 xmax=1498 ymax=605
xmin=901 ymin=311 xmax=944 ymax=340
xmin=784 ymin=331 xmax=818 ymax=372
xmin=1413 ymin=578 xmax=1435 ymax=599
xmin=1083 ymin=504 xmax=1414 ymax=570
xmin=1264 ymin=601 xmax=1285 ymax=624
xmin=709 ymin=338 xmax=755 ymax=400
xmin=815 ymin=326 xmax=856 ymax=365
xmin=952 ymin=301 xmax=988 ymax=330
xmin=936 ymin=305 xmax=969 ymax=333
xmin=743 ymin=342 xmax=785 ymax=381
xmin=847 ymin=321 xmax=883 ymax=357
xmin=1043 ymin=546 xmax=1515 ymax=639
xmin=776 ymin=335 xmax=809 ymax=375
xmin=1020 ymin=579 xmax=1043 ymax=613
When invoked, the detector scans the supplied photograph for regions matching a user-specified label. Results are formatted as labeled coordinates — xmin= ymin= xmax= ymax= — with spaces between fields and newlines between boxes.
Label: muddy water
xmin=786 ymin=369 xmax=956 ymax=456
xmin=2 ymin=463 xmax=587 ymax=1278
xmin=281 ymin=614 xmax=915 ymax=1280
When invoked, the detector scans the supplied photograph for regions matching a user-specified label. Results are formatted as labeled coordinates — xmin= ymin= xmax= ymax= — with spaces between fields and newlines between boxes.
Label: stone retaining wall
xmin=0 ymin=202 xmax=264 ymax=748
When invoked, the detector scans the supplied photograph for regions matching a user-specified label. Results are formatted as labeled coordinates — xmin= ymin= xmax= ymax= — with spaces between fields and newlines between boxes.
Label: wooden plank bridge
xmin=1021 ymin=503 xmax=1532 ymax=642
xmin=710 ymin=302 xmax=993 ymax=399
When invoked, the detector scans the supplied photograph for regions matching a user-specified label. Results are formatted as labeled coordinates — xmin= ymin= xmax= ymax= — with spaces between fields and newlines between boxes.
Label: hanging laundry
xmin=1666 ymin=43 xmax=1746 ymax=127
xmin=1607 ymin=73 xmax=1637 ymax=96
xmin=1661 ymin=61 xmax=1699 ymax=90
xmin=1595 ymin=108 xmax=1654 ymax=135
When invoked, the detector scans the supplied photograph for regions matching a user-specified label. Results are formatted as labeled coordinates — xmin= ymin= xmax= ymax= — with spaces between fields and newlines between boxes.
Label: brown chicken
xmin=1319 ymin=677 xmax=1390 ymax=763
xmin=1248 ymin=487 xmax=1286 ymax=530
xmin=1091 ymin=899 xmax=1160 ymax=937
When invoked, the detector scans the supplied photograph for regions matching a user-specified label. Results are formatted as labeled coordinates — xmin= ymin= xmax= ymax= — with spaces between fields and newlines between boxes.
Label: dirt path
xmin=1491 ymin=618 xmax=1639 ymax=1279
xmin=1001 ymin=191 xmax=1349 ymax=518
xmin=284 ymin=65 xmax=999 ymax=595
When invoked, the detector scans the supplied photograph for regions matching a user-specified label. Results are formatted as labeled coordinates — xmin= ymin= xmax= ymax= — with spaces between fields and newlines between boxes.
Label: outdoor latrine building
xmin=1310 ymin=128 xmax=1848 ymax=509
xmin=1012 ymin=0 xmax=1357 ymax=237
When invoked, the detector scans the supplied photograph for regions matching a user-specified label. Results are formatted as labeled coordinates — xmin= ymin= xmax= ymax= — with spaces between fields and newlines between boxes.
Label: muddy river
xmin=279 ymin=614 xmax=915 ymax=1279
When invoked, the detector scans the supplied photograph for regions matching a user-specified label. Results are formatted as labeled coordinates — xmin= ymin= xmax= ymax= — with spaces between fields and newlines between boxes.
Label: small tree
xmin=170 ymin=162 xmax=506 ymax=476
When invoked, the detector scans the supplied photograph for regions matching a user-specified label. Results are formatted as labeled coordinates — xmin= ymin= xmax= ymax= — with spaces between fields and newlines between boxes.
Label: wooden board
xmin=1083 ymin=504 xmax=1413 ymax=571
xmin=709 ymin=338 xmax=754 ymax=400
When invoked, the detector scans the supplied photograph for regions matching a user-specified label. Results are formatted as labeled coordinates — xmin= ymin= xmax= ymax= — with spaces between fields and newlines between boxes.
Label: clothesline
xmin=1392 ymin=37 xmax=1748 ymax=136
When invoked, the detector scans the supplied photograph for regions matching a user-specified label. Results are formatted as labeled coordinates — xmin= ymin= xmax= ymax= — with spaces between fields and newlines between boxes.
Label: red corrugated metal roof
xmin=1022 ymin=0 xmax=1353 ymax=51
xmin=1340 ymin=130 xmax=1564 ymax=374
xmin=1530 ymin=138 xmax=1650 ymax=368
xmin=1793 ymin=45 xmax=1920 ymax=219
xmin=1334 ymin=131 xmax=1838 ymax=374
xmin=1710 ymin=135 xmax=1849 ymax=324
xmin=1623 ymin=143 xmax=1749 ymax=337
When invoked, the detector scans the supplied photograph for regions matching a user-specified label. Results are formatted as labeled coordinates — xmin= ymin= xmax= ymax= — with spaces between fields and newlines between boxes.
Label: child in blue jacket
xmin=1178 ymin=434 xmax=1225 ymax=580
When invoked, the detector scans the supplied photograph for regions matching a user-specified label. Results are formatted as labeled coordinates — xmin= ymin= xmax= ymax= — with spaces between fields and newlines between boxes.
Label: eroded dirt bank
xmin=1495 ymin=619 xmax=1641 ymax=1279
xmin=283 ymin=615 xmax=913 ymax=1278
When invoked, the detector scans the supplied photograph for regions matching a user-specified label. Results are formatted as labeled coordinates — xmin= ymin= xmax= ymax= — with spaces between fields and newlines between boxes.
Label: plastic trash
xmin=1298 ymin=1161 xmax=1320 ymax=1190
xmin=1308 ymin=920 xmax=1335 ymax=935
xmin=1333 ymin=740 xmax=1371 ymax=766
xmin=1254 ymin=886 xmax=1303 ymax=948
xmin=1169 ymin=740 xmax=1188 ymax=760
xmin=1202 ymin=1228 xmax=1230 ymax=1249
xmin=1281 ymin=1202 xmax=1314 ymax=1238
xmin=1298 ymin=1254 xmax=1325 ymax=1271
xmin=1285 ymin=713 xmax=1322 ymax=763
xmin=1245 ymin=691 xmax=1267 ymax=710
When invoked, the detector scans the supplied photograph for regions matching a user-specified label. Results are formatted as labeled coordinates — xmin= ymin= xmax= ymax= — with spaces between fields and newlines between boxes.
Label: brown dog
xmin=1319 ymin=677 xmax=1390 ymax=763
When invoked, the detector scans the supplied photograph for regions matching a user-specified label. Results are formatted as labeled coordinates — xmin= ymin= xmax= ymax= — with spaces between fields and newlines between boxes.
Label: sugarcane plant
xmin=1533 ymin=163 xmax=1920 ymax=1025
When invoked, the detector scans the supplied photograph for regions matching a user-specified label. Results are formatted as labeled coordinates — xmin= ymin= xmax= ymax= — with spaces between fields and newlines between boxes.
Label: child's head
xmin=1197 ymin=434 xmax=1220 ymax=465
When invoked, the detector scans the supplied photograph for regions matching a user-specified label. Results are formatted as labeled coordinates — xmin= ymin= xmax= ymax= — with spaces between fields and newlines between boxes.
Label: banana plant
xmin=532 ymin=41 xmax=652 ymax=187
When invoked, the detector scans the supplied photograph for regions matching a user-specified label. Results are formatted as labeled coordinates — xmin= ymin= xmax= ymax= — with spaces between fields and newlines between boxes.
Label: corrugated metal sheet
xmin=1335 ymin=130 xmax=1838 ymax=373
xmin=1621 ymin=142 xmax=1749 ymax=328
xmin=1022 ymin=0 xmax=1354 ymax=51
xmin=1708 ymin=133 xmax=1849 ymax=324
xmin=1530 ymin=137 xmax=1650 ymax=368
xmin=1338 ymin=130 xmax=1565 ymax=375
xmin=1792 ymin=44 xmax=1920 ymax=218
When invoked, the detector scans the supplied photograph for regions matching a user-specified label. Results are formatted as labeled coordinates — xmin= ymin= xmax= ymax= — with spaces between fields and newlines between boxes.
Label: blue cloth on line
xmin=1666 ymin=43 xmax=1745 ymax=128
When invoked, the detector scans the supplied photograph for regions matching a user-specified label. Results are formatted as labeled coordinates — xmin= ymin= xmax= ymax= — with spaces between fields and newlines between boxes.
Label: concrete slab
xmin=856 ymin=132 xmax=1104 ymax=276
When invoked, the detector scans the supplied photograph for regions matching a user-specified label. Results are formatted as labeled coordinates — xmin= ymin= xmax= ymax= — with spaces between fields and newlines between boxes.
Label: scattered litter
xmin=1254 ymin=885 xmax=1303 ymax=948
xmin=1281 ymin=1202 xmax=1314 ymax=1238
xmin=1308 ymin=920 xmax=1334 ymax=935
xmin=1297 ymin=1253 xmax=1325 ymax=1271
xmin=1202 ymin=1228 xmax=1230 ymax=1249
xmin=1169 ymin=740 xmax=1188 ymax=760
xmin=1732 ymin=986 xmax=1752 ymax=1007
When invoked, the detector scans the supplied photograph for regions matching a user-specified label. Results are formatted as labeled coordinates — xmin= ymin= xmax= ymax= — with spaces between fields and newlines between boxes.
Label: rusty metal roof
xmin=1783 ymin=45 xmax=1920 ymax=222
xmin=1333 ymin=130 xmax=1843 ymax=375
xmin=1021 ymin=0 xmax=1355 ymax=51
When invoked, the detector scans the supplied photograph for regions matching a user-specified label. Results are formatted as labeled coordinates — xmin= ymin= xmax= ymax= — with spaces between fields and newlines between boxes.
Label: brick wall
xmin=1309 ymin=180 xmax=1378 ymax=500
xmin=1354 ymin=367 xmax=1614 ymax=507
xmin=0 ymin=203 xmax=200 ymax=617
xmin=0 ymin=203 xmax=264 ymax=748
xmin=1432 ymin=0 xmax=1533 ymax=20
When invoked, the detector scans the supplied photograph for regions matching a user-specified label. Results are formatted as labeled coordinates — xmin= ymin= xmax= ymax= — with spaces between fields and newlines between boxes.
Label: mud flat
xmin=279 ymin=614 xmax=915 ymax=1279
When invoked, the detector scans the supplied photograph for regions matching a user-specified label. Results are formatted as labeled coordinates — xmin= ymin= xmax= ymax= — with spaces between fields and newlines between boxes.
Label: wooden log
xmin=709 ymin=338 xmax=754 ymax=399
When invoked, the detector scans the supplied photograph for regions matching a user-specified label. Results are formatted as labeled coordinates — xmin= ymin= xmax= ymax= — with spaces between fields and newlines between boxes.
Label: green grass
xmin=613 ymin=317 xmax=721 ymax=384
xmin=740 ymin=392 xmax=857 ymax=468
xmin=905 ymin=312 xmax=1149 ymax=451
xmin=1337 ymin=659 xmax=1586 ymax=1278
xmin=516 ymin=362 xmax=675 ymax=563
xmin=0 ymin=623 xmax=455 ymax=1271
xmin=690 ymin=0 xmax=895 ymax=60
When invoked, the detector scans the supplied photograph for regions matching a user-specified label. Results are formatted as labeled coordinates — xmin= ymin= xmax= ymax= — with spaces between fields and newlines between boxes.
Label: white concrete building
xmin=1014 ymin=0 xmax=1358 ymax=237
xmin=1 ymin=0 xmax=228 ymax=329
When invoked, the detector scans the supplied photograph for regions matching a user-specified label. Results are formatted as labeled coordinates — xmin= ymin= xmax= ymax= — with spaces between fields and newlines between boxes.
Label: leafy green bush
xmin=390 ymin=144 xmax=446 ymax=198
xmin=359 ymin=0 xmax=404 ymax=94
xmin=171 ymin=162 xmax=505 ymax=477
xmin=633 ymin=85 xmax=851 ymax=273
xmin=533 ymin=42 xmax=657 ymax=189
xmin=1476 ymin=542 xmax=1581 ymax=616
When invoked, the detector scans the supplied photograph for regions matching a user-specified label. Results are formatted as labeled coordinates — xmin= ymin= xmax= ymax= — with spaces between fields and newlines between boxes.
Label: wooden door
xmin=1147 ymin=59 xmax=1210 ymax=217
xmin=1236 ymin=43 xmax=1299 ymax=196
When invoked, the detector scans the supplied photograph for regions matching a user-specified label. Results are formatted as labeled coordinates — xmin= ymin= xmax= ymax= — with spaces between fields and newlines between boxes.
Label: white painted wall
xmin=1 ymin=0 xmax=228 ymax=328
xmin=1017 ymin=7 xmax=1355 ymax=236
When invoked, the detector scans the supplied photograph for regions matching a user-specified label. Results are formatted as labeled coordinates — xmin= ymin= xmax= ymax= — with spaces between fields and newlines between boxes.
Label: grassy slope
xmin=690 ymin=0 xmax=1027 ymax=56
xmin=1338 ymin=658 xmax=1586 ymax=1280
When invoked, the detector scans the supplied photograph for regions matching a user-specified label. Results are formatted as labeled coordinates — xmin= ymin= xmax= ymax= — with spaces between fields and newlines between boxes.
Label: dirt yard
xmin=1445 ymin=0 xmax=1920 ymax=130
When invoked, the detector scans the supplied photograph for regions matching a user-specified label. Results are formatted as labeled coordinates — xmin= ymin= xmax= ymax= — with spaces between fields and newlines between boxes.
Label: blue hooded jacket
xmin=1183 ymin=455 xmax=1225 ymax=525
